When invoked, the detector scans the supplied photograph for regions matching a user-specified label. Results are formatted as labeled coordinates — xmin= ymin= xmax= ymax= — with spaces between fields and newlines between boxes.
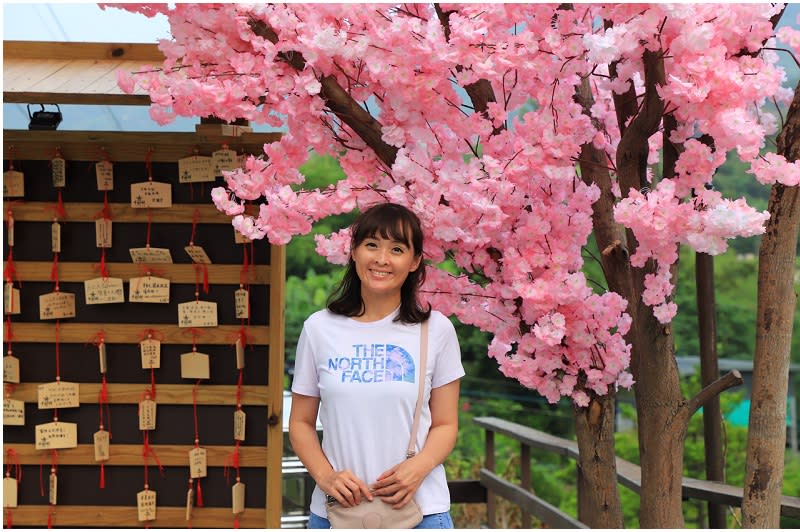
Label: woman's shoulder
xmin=427 ymin=310 xmax=456 ymax=333
xmin=303 ymin=308 xmax=344 ymax=329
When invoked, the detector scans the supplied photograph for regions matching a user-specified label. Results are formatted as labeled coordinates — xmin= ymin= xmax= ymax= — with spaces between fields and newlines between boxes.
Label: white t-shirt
xmin=291 ymin=307 xmax=465 ymax=518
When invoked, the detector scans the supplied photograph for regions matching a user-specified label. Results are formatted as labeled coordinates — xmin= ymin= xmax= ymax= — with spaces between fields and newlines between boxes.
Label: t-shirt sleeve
xmin=291 ymin=323 xmax=320 ymax=397
xmin=431 ymin=314 xmax=465 ymax=389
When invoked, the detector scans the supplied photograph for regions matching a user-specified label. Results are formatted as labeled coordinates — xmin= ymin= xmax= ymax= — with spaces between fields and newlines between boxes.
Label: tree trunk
xmin=574 ymin=392 xmax=623 ymax=528
xmin=742 ymin=82 xmax=800 ymax=527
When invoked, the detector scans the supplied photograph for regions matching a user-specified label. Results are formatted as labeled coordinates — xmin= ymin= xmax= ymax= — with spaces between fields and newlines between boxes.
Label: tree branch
xmin=686 ymin=370 xmax=743 ymax=415
xmin=248 ymin=17 xmax=398 ymax=167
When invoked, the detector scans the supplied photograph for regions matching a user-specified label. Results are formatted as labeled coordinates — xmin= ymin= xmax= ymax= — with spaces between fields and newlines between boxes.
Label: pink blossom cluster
xmin=115 ymin=3 xmax=796 ymax=404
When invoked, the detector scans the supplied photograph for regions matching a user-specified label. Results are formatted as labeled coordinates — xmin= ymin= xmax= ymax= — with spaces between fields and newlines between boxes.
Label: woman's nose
xmin=375 ymin=248 xmax=389 ymax=263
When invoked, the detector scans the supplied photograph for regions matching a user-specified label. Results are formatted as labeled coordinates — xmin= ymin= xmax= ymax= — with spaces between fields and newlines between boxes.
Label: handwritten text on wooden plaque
xmin=4 ymin=284 xmax=20 ymax=315
xmin=178 ymin=301 xmax=218 ymax=328
xmin=139 ymin=398 xmax=157 ymax=431
xmin=131 ymin=181 xmax=172 ymax=209
xmin=95 ymin=218 xmax=112 ymax=248
xmin=3 ymin=170 xmax=24 ymax=198
xmin=84 ymin=277 xmax=125 ymax=305
xmin=3 ymin=398 xmax=25 ymax=426
xmin=129 ymin=247 xmax=173 ymax=264
xmin=235 ymin=288 xmax=249 ymax=319
xmin=35 ymin=421 xmax=78 ymax=450
xmin=184 ymin=245 xmax=212 ymax=264
xmin=140 ymin=338 xmax=161 ymax=369
xmin=3 ymin=355 xmax=20 ymax=384
xmin=39 ymin=291 xmax=76 ymax=320
xmin=178 ymin=156 xmax=214 ymax=183
xmin=96 ymin=160 xmax=114 ymax=191
xmin=38 ymin=381 xmax=80 ymax=409
xmin=51 ymin=157 xmax=66 ymax=188
xmin=129 ymin=276 xmax=170 ymax=304
xmin=94 ymin=429 xmax=110 ymax=461
xmin=137 ymin=489 xmax=157 ymax=522
xmin=234 ymin=410 xmax=246 ymax=441
xmin=189 ymin=447 xmax=208 ymax=478
xmin=212 ymin=148 xmax=238 ymax=176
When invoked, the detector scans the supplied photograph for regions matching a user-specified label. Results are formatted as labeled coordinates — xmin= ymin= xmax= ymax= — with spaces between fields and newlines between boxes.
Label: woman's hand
xmin=319 ymin=469 xmax=373 ymax=508
xmin=371 ymin=456 xmax=433 ymax=509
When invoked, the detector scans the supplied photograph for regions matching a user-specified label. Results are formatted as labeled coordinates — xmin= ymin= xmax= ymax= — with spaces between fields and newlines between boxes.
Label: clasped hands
xmin=321 ymin=457 xmax=430 ymax=509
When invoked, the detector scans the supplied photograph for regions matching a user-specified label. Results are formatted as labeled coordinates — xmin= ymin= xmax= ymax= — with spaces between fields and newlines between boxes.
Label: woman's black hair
xmin=327 ymin=202 xmax=431 ymax=324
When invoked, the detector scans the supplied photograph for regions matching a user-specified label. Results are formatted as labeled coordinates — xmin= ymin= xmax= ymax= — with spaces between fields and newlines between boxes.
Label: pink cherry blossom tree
xmin=109 ymin=3 xmax=799 ymax=527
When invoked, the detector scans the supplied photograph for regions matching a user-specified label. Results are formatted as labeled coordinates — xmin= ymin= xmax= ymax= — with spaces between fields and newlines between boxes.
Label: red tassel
xmin=203 ymin=265 xmax=209 ymax=294
xmin=7 ymin=508 xmax=12 ymax=528
xmin=100 ymin=462 xmax=105 ymax=489
xmin=196 ymin=479 xmax=203 ymax=507
xmin=56 ymin=189 xmax=66 ymax=219
xmin=234 ymin=516 xmax=239 ymax=529
xmin=47 ymin=508 xmax=53 ymax=529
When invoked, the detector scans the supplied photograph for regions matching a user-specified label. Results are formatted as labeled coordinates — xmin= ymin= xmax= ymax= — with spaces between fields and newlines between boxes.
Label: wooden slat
xmin=11 ymin=383 xmax=269 ymax=406
xmin=2 ymin=130 xmax=281 ymax=162
xmin=474 ymin=416 xmax=580 ymax=459
xmin=4 ymin=443 xmax=267 ymax=467
xmin=4 ymin=261 xmax=269 ymax=284
xmin=681 ymin=475 xmax=800 ymax=519
xmin=4 ymin=41 xmax=165 ymax=62
xmin=7 ymin=505 xmax=266 ymax=528
xmin=6 ymin=323 xmax=270 ymax=345
xmin=4 ymin=202 xmax=247 ymax=224
xmin=480 ymin=469 xmax=588 ymax=529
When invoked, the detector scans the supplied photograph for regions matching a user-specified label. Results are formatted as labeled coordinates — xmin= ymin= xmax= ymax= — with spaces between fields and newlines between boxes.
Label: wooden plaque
xmin=234 ymin=288 xmax=249 ymax=319
xmin=3 ymin=170 xmax=24 ymax=198
xmin=180 ymin=352 xmax=210 ymax=380
xmin=233 ymin=409 xmax=246 ymax=441
xmin=38 ymin=381 xmax=80 ymax=409
xmin=139 ymin=398 xmax=157 ymax=431
xmin=95 ymin=218 xmax=113 ymax=248
xmin=129 ymin=247 xmax=173 ymax=264
xmin=131 ymin=181 xmax=172 ymax=209
xmin=51 ymin=222 xmax=61 ymax=253
xmin=98 ymin=343 xmax=107 ymax=374
xmin=184 ymin=245 xmax=212 ymax=264
xmin=51 ymin=157 xmax=66 ymax=188
xmin=39 ymin=291 xmax=76 ymax=320
xmin=84 ymin=277 xmax=125 ymax=305
xmin=4 ymin=283 xmax=20 ymax=315
xmin=129 ymin=276 xmax=170 ymax=304
xmin=3 ymin=397 xmax=25 ymax=426
xmin=178 ymin=300 xmax=218 ymax=328
xmin=49 ymin=473 xmax=57 ymax=505
xmin=94 ymin=429 xmax=110 ymax=461
xmin=3 ymin=477 xmax=17 ymax=508
xmin=6 ymin=218 xmax=13 ymax=247
xmin=185 ymin=487 xmax=194 ymax=521
xmin=35 ymin=421 xmax=78 ymax=450
xmin=96 ymin=160 xmax=114 ymax=191
xmin=212 ymin=148 xmax=238 ymax=176
xmin=234 ymin=228 xmax=251 ymax=244
xmin=137 ymin=489 xmax=157 ymax=522
xmin=140 ymin=338 xmax=161 ymax=369
xmin=3 ymin=355 xmax=20 ymax=384
xmin=235 ymin=338 xmax=245 ymax=370
xmin=178 ymin=155 xmax=214 ymax=183
xmin=232 ymin=481 xmax=245 ymax=514
xmin=189 ymin=447 xmax=207 ymax=479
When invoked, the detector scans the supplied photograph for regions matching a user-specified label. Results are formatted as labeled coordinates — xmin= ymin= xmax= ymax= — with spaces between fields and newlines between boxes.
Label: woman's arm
xmin=371 ymin=378 xmax=461 ymax=508
xmin=288 ymin=392 xmax=372 ymax=507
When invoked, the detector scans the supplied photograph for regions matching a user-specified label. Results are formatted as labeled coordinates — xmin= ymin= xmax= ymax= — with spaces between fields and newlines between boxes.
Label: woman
xmin=289 ymin=202 xmax=464 ymax=529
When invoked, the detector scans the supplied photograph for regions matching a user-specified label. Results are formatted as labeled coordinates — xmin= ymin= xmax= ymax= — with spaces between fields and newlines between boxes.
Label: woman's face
xmin=351 ymin=232 xmax=421 ymax=302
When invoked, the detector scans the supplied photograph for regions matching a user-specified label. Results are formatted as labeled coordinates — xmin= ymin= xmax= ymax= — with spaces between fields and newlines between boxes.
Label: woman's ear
xmin=410 ymin=253 xmax=423 ymax=272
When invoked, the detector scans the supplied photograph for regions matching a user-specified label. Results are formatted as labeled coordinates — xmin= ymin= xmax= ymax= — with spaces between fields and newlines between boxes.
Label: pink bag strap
xmin=406 ymin=319 xmax=429 ymax=459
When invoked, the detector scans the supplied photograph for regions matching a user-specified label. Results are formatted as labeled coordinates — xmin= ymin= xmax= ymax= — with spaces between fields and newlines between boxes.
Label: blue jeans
xmin=307 ymin=510 xmax=453 ymax=529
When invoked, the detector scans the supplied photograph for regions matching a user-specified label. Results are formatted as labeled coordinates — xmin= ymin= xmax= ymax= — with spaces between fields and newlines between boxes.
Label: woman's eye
xmin=392 ymin=247 xmax=404 ymax=253
xmin=365 ymin=242 xmax=377 ymax=248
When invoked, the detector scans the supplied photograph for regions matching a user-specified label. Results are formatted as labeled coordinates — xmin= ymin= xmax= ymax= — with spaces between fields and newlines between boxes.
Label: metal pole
xmin=696 ymin=251 xmax=727 ymax=528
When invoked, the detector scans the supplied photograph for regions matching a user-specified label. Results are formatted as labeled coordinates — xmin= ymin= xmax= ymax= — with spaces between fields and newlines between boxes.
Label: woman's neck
xmin=353 ymin=294 xmax=401 ymax=322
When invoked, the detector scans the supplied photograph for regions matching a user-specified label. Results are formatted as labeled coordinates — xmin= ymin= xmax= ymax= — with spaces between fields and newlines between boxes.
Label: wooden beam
xmin=3 ymin=443 xmax=267 ymax=467
xmin=10 ymin=383 xmax=269 ymax=406
xmin=7 ymin=505 xmax=266 ymax=528
xmin=6 ymin=323 xmax=269 ymax=345
xmin=480 ymin=469 xmax=588 ymax=529
xmin=4 ymin=261 xmax=269 ymax=285
xmin=4 ymin=41 xmax=165 ymax=62
xmin=2 ymin=130 xmax=281 ymax=162
xmin=3 ymin=202 xmax=249 ymax=224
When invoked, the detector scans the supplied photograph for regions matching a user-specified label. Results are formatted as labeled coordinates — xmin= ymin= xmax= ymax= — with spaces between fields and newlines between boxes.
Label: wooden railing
xmin=472 ymin=416 xmax=800 ymax=528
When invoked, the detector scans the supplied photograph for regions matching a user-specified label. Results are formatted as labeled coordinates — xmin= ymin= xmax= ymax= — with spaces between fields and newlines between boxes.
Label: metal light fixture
xmin=27 ymin=104 xmax=62 ymax=130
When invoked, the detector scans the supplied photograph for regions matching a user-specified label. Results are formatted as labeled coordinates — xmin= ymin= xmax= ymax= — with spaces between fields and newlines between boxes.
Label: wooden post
xmin=520 ymin=443 xmax=531 ymax=528
xmin=266 ymin=243 xmax=286 ymax=528
xmin=696 ymin=251 xmax=727 ymax=528
xmin=485 ymin=429 xmax=496 ymax=528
